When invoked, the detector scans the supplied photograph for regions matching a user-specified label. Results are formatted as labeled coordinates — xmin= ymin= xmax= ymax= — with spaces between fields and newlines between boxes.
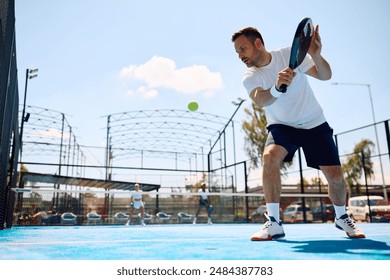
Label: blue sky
xmin=15 ymin=0 xmax=390 ymax=188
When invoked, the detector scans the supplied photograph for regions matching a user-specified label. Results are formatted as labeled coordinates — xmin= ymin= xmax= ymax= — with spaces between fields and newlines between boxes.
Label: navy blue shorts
xmin=265 ymin=122 xmax=340 ymax=170
xmin=199 ymin=199 xmax=209 ymax=207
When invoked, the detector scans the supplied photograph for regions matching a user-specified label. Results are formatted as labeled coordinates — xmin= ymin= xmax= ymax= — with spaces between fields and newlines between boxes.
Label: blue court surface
xmin=1 ymin=223 xmax=390 ymax=260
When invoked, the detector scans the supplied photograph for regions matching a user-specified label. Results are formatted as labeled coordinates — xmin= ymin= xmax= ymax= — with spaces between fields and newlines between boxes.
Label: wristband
xmin=270 ymin=85 xmax=283 ymax=98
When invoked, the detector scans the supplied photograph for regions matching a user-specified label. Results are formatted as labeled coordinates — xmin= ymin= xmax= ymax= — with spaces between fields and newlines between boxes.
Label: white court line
xmin=4 ymin=224 xmax=390 ymax=247
xmin=3 ymin=230 xmax=390 ymax=246
xmin=0 ymin=237 xmax=243 ymax=246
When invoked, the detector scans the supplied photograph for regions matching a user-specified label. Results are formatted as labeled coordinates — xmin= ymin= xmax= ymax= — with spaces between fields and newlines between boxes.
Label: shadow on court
xmin=278 ymin=238 xmax=390 ymax=258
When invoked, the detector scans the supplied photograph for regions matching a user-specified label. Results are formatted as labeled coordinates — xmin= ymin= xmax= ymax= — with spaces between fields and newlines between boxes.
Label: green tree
xmin=17 ymin=163 xmax=31 ymax=187
xmin=311 ymin=176 xmax=325 ymax=186
xmin=242 ymin=103 xmax=267 ymax=169
xmin=342 ymin=139 xmax=375 ymax=195
xmin=298 ymin=178 xmax=310 ymax=187
xmin=242 ymin=103 xmax=292 ymax=172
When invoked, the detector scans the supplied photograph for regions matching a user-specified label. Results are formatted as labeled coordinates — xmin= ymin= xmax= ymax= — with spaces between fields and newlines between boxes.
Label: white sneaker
xmin=335 ymin=214 xmax=365 ymax=238
xmin=193 ymin=218 xmax=197 ymax=224
xmin=141 ymin=221 xmax=146 ymax=226
xmin=251 ymin=214 xmax=285 ymax=241
xmin=207 ymin=218 xmax=213 ymax=225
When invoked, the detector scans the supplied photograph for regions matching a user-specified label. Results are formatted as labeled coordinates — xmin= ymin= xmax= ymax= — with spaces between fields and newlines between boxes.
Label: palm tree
xmin=342 ymin=139 xmax=375 ymax=195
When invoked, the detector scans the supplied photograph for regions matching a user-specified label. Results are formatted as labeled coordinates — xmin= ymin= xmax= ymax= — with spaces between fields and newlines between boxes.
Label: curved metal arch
xmin=105 ymin=109 xmax=231 ymax=164
xmin=110 ymin=133 xmax=210 ymax=153
xmin=23 ymin=105 xmax=65 ymax=120
xmin=22 ymin=141 xmax=62 ymax=156
xmin=19 ymin=105 xmax=86 ymax=178
xmin=109 ymin=121 xmax=218 ymax=137
xmin=107 ymin=109 xmax=229 ymax=125
xmin=114 ymin=138 xmax=204 ymax=155
xmin=113 ymin=147 xmax=200 ymax=162
xmin=111 ymin=130 xmax=211 ymax=143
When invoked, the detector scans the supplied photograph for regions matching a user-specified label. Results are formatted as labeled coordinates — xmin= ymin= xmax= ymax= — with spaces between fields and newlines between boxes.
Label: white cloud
xmin=127 ymin=86 xmax=159 ymax=99
xmin=120 ymin=56 xmax=223 ymax=97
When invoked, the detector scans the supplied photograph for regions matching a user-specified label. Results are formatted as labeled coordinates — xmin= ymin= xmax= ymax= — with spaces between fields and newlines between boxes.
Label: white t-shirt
xmin=198 ymin=188 xmax=209 ymax=200
xmin=243 ymin=47 xmax=326 ymax=129
xmin=131 ymin=190 xmax=144 ymax=209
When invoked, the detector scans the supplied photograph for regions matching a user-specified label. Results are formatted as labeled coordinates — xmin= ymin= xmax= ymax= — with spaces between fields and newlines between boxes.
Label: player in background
xmin=193 ymin=183 xmax=213 ymax=225
xmin=126 ymin=183 xmax=146 ymax=226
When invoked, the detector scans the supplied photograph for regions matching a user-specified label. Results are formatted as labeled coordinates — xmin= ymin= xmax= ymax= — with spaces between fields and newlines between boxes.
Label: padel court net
xmin=12 ymin=185 xmax=333 ymax=226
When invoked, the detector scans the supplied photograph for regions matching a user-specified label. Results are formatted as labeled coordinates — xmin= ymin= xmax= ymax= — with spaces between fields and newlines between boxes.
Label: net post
xmin=244 ymin=160 xmax=249 ymax=222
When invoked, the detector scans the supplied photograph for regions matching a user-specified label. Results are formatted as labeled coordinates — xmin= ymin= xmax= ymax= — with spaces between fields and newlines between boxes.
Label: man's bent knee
xmin=263 ymin=145 xmax=287 ymax=167
xmin=320 ymin=165 xmax=344 ymax=185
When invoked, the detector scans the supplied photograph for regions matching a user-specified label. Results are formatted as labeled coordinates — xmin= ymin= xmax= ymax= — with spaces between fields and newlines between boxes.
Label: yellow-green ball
xmin=188 ymin=101 xmax=199 ymax=112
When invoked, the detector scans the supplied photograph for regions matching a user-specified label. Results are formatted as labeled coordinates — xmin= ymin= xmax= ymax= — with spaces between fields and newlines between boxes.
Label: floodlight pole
xmin=332 ymin=82 xmax=387 ymax=201
xmin=19 ymin=68 xmax=38 ymax=163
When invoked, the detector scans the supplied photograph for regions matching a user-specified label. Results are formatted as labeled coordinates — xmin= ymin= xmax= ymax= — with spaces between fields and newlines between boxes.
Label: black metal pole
xmin=385 ymin=121 xmax=390 ymax=175
xmin=361 ymin=150 xmax=372 ymax=222
xmin=244 ymin=161 xmax=249 ymax=222
xmin=19 ymin=69 xmax=38 ymax=163
xmin=208 ymin=99 xmax=245 ymax=155
xmin=298 ymin=148 xmax=307 ymax=222
xmin=105 ymin=115 xmax=111 ymax=180
xmin=19 ymin=69 xmax=29 ymax=162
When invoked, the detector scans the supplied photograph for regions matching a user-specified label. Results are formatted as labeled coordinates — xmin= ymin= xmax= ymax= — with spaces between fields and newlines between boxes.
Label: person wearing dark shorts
xmin=193 ymin=183 xmax=213 ymax=225
xmin=231 ymin=26 xmax=365 ymax=241
xmin=266 ymin=122 xmax=340 ymax=169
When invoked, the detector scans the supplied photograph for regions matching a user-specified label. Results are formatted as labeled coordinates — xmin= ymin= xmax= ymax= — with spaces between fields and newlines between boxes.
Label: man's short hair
xmin=231 ymin=27 xmax=265 ymax=46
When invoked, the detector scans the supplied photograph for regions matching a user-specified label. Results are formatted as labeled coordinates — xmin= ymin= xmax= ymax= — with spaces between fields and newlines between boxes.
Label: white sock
xmin=266 ymin=203 xmax=280 ymax=222
xmin=334 ymin=205 xmax=347 ymax=219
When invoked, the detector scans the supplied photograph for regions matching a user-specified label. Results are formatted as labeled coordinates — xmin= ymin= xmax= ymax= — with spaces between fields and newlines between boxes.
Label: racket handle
xmin=279 ymin=84 xmax=287 ymax=93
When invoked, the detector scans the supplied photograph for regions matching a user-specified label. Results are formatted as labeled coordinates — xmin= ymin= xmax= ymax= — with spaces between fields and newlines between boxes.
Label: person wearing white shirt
xmin=126 ymin=183 xmax=145 ymax=226
xmin=193 ymin=183 xmax=213 ymax=224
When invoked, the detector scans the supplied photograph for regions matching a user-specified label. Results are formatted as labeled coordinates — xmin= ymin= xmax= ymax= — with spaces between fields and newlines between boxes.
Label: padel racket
xmin=279 ymin=17 xmax=314 ymax=93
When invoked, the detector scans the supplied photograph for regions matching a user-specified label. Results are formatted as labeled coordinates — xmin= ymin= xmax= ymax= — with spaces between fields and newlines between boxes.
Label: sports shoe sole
xmin=251 ymin=232 xmax=285 ymax=241
xmin=335 ymin=224 xmax=366 ymax=239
